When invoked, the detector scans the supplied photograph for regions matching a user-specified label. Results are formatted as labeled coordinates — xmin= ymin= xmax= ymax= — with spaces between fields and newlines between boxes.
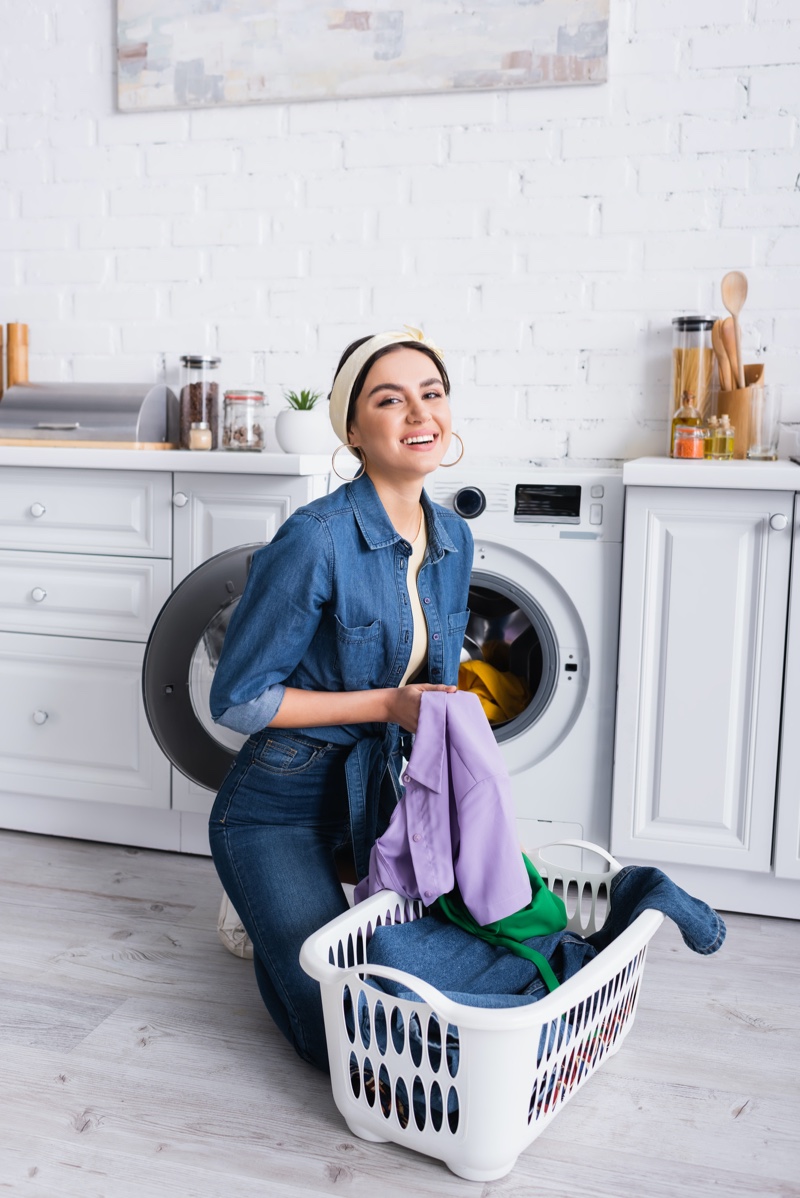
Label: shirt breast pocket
xmin=335 ymin=616 xmax=382 ymax=691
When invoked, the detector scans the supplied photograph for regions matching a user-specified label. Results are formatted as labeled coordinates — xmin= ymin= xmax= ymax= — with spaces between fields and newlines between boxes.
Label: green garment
xmin=435 ymin=853 xmax=568 ymax=993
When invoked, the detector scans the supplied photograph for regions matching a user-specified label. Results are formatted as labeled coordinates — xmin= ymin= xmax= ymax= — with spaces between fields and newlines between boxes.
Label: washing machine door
xmin=142 ymin=544 xmax=261 ymax=792
xmin=460 ymin=548 xmax=590 ymax=774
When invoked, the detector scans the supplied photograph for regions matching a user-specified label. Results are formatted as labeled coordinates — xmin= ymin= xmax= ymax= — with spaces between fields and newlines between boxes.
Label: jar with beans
xmin=223 ymin=390 xmax=265 ymax=451
xmin=179 ymin=355 xmax=221 ymax=449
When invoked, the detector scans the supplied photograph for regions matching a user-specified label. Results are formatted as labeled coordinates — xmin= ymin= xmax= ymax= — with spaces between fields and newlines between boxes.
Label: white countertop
xmin=623 ymin=456 xmax=800 ymax=490
xmin=0 ymin=446 xmax=332 ymax=475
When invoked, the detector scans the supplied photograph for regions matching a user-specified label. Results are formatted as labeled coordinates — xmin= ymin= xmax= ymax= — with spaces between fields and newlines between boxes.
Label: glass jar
xmin=188 ymin=421 xmax=212 ymax=451
xmin=223 ymin=389 xmax=266 ymax=451
xmin=669 ymin=316 xmax=716 ymax=456
xmin=179 ymin=355 xmax=221 ymax=450
xmin=673 ymin=424 xmax=706 ymax=459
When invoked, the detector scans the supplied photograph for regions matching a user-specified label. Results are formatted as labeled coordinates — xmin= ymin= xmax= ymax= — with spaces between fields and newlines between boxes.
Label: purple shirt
xmin=353 ymin=690 xmax=532 ymax=925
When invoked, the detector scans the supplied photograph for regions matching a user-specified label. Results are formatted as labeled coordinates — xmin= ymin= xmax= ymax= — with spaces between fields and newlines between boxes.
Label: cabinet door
xmin=775 ymin=497 xmax=800 ymax=879
xmin=171 ymin=472 xmax=322 ymax=585
xmin=611 ymin=486 xmax=793 ymax=871
xmin=0 ymin=632 xmax=171 ymax=808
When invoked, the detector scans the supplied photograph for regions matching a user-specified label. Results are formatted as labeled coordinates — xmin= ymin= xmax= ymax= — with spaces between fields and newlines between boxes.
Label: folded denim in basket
xmin=364 ymin=864 xmax=727 ymax=1010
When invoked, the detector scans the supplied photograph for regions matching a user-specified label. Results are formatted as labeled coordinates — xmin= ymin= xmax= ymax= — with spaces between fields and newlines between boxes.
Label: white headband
xmin=328 ymin=325 xmax=445 ymax=453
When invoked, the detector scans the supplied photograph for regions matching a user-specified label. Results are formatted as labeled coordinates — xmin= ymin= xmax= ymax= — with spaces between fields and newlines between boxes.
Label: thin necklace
xmin=411 ymin=505 xmax=424 ymax=544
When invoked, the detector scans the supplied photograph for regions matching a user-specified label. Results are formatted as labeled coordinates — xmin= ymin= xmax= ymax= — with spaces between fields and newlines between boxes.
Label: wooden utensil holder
xmin=715 ymin=363 xmax=765 ymax=459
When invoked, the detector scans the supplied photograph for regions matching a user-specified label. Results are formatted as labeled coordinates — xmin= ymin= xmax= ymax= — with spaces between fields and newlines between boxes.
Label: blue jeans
xmin=364 ymin=863 xmax=726 ymax=1007
xmin=208 ymin=728 xmax=354 ymax=1072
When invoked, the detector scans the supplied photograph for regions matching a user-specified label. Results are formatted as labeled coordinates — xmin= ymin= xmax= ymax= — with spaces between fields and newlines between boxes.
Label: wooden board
xmin=0 ymin=439 xmax=179 ymax=449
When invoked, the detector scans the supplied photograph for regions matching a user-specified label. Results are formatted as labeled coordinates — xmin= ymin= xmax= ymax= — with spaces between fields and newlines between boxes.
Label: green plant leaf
xmin=284 ymin=388 xmax=323 ymax=410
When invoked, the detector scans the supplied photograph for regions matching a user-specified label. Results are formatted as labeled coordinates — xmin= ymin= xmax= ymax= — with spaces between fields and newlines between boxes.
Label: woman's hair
xmin=331 ymin=336 xmax=451 ymax=433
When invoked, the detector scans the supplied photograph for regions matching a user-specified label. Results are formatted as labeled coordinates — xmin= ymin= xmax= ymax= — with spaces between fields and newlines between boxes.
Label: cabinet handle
xmin=30 ymin=502 xmax=46 ymax=518
xmin=31 ymin=587 xmax=47 ymax=603
xmin=173 ymin=492 xmax=189 ymax=508
xmin=770 ymin=513 xmax=789 ymax=531
xmin=32 ymin=710 xmax=48 ymax=725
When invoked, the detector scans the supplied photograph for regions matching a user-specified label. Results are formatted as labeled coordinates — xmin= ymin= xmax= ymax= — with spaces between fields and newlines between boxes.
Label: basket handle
xmin=331 ymin=962 xmax=465 ymax=1024
xmin=530 ymin=839 xmax=623 ymax=877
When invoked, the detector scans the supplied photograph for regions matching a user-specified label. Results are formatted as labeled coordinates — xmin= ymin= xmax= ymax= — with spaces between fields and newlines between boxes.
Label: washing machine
xmin=428 ymin=465 xmax=624 ymax=850
xmin=143 ymin=467 xmax=623 ymax=854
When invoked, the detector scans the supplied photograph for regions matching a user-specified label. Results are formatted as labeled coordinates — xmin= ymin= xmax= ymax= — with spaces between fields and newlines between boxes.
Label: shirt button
xmin=399 ymin=560 xmax=405 ymax=569
xmin=412 ymin=833 xmax=422 ymax=843
xmin=433 ymin=633 xmax=440 ymax=641
xmin=403 ymin=773 xmax=410 ymax=783
xmin=423 ymin=597 xmax=431 ymax=604
xmin=424 ymin=891 xmax=432 ymax=898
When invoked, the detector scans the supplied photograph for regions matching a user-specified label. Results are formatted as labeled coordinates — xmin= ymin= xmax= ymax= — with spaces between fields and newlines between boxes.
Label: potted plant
xmin=275 ymin=388 xmax=339 ymax=455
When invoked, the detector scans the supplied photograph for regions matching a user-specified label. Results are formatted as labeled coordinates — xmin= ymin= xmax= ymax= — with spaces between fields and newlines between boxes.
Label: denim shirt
xmin=209 ymin=471 xmax=474 ymax=743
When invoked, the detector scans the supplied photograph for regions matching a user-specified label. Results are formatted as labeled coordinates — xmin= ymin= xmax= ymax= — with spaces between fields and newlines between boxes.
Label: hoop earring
xmin=440 ymin=431 xmax=465 ymax=468
xmin=331 ymin=443 xmax=366 ymax=481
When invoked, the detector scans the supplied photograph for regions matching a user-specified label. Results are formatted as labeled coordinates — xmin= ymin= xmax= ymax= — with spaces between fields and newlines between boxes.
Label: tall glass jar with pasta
xmin=669 ymin=316 xmax=716 ymax=457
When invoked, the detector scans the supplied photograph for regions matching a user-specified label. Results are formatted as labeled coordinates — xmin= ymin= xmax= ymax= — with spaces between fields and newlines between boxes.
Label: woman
xmin=208 ymin=328 xmax=473 ymax=1071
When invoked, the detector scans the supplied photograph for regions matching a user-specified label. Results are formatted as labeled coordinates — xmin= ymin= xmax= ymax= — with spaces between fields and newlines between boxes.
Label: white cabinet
xmin=172 ymin=471 xmax=314 ymax=584
xmin=0 ymin=551 xmax=172 ymax=641
xmin=612 ymin=483 xmax=799 ymax=916
xmin=0 ymin=455 xmax=329 ymax=854
xmin=775 ymin=500 xmax=800 ymax=880
xmin=0 ymin=467 xmax=172 ymax=556
xmin=0 ymin=632 xmax=170 ymax=807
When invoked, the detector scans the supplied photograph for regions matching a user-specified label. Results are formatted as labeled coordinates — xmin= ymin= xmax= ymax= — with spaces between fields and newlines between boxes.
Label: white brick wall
xmin=1 ymin=0 xmax=799 ymax=462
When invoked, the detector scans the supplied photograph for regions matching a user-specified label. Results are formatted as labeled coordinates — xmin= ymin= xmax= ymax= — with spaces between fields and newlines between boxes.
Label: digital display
xmin=514 ymin=484 xmax=582 ymax=523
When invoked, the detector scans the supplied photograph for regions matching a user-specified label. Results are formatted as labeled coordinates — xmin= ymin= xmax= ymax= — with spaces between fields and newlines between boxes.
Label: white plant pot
xmin=275 ymin=403 xmax=338 ymax=456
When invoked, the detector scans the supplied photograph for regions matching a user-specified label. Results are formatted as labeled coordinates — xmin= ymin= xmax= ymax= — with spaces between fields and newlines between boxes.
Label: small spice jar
xmin=223 ymin=389 xmax=265 ymax=451
xmin=188 ymin=421 xmax=212 ymax=451
xmin=673 ymin=424 xmax=706 ymax=459
xmin=179 ymin=355 xmax=221 ymax=449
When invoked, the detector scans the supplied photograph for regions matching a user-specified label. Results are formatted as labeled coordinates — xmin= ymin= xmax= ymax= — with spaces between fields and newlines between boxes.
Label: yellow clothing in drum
xmin=458 ymin=659 xmax=530 ymax=723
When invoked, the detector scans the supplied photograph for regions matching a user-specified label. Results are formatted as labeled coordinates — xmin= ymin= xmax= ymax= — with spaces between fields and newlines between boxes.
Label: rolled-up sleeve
xmin=209 ymin=512 xmax=333 ymax=734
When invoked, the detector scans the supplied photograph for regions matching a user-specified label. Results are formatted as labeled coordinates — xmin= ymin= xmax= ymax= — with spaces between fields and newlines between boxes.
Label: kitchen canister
xmin=179 ymin=355 xmax=221 ymax=450
xmin=223 ymin=389 xmax=266 ymax=451
xmin=669 ymin=316 xmax=716 ymax=456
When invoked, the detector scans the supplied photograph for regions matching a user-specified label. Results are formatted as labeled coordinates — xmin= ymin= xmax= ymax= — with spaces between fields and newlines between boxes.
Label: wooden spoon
xmin=721 ymin=270 xmax=748 ymax=388
xmin=712 ymin=319 xmax=733 ymax=391
xmin=721 ymin=318 xmax=740 ymax=390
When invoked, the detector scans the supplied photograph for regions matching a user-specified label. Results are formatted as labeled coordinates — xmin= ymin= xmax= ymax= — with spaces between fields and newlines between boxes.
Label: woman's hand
xmin=384 ymin=683 xmax=457 ymax=734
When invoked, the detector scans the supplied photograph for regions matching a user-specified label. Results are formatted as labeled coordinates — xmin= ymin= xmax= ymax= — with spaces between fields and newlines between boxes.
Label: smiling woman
xmin=206 ymin=328 xmax=473 ymax=1073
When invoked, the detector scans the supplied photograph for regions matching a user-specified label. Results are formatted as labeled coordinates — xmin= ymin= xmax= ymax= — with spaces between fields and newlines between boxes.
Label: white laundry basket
xmin=300 ymin=841 xmax=664 ymax=1182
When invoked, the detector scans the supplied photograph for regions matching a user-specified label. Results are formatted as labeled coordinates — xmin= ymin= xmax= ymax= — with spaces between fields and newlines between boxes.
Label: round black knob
xmin=454 ymin=486 xmax=486 ymax=519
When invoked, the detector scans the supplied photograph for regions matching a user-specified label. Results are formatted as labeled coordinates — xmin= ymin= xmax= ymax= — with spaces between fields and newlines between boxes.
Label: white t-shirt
xmin=399 ymin=513 xmax=429 ymax=686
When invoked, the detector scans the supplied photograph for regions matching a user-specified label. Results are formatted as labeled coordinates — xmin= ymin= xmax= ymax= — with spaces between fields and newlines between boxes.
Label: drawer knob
xmin=32 ymin=710 xmax=48 ymax=725
xmin=173 ymin=492 xmax=189 ymax=508
xmin=31 ymin=587 xmax=47 ymax=603
xmin=770 ymin=513 xmax=789 ymax=531
xmin=30 ymin=502 xmax=46 ymax=518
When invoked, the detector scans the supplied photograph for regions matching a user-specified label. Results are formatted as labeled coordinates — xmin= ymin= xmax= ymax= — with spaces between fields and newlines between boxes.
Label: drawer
xmin=0 ymin=551 xmax=172 ymax=641
xmin=0 ymin=632 xmax=170 ymax=808
xmin=0 ymin=467 xmax=172 ymax=557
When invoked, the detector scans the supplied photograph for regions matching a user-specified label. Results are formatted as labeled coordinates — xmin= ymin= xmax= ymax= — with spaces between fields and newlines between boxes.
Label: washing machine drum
xmin=462 ymin=571 xmax=559 ymax=742
xmin=142 ymin=544 xmax=259 ymax=792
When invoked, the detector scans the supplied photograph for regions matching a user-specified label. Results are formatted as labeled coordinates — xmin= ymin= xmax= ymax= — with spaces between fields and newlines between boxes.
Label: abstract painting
xmin=117 ymin=0 xmax=608 ymax=111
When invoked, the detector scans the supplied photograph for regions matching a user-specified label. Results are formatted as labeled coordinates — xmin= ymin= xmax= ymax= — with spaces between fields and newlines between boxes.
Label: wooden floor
xmin=1 ymin=829 xmax=799 ymax=1198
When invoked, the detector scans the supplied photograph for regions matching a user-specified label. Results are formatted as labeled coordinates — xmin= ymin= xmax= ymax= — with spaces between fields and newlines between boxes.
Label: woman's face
xmin=347 ymin=346 xmax=452 ymax=482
